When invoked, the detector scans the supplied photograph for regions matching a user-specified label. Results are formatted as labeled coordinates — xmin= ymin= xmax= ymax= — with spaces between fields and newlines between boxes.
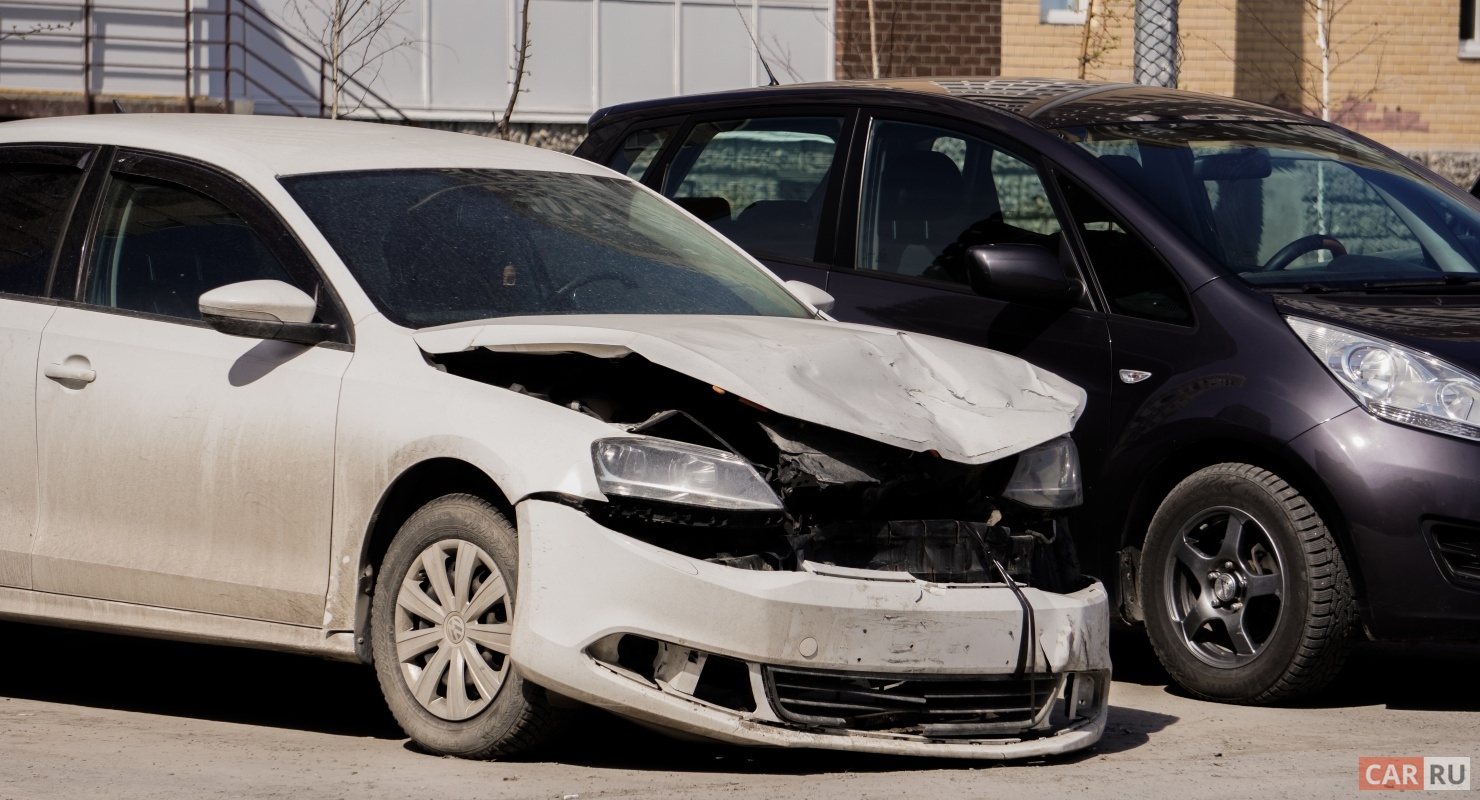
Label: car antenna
xmin=111 ymin=99 xmax=127 ymax=113
xmin=730 ymin=0 xmax=780 ymax=86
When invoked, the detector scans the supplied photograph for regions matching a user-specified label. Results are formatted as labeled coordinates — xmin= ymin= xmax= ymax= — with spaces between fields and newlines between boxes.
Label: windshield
xmin=282 ymin=169 xmax=811 ymax=327
xmin=1063 ymin=123 xmax=1480 ymax=290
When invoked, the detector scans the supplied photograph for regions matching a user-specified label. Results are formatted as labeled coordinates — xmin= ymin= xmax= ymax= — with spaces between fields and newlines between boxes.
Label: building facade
xmin=0 ymin=0 xmax=835 ymax=146
xmin=0 ymin=0 xmax=1476 ymax=183
xmin=1003 ymin=0 xmax=1480 ymax=184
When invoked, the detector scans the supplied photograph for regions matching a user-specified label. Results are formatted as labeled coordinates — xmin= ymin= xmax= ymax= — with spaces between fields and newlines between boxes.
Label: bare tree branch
xmin=0 ymin=20 xmax=75 ymax=42
xmin=285 ymin=0 xmax=416 ymax=119
xmin=498 ymin=0 xmax=533 ymax=140
xmin=1206 ymin=0 xmax=1391 ymax=121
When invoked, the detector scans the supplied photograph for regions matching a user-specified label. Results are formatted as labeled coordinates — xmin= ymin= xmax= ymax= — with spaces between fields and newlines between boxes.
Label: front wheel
xmin=1140 ymin=464 xmax=1356 ymax=704
xmin=370 ymin=493 xmax=565 ymax=758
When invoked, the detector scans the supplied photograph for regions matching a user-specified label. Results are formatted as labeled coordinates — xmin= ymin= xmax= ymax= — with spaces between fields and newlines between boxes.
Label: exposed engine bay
xmin=432 ymin=348 xmax=1085 ymax=593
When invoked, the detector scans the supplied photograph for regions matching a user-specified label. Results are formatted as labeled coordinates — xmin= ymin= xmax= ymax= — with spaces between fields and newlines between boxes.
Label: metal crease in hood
xmin=413 ymin=314 xmax=1085 ymax=464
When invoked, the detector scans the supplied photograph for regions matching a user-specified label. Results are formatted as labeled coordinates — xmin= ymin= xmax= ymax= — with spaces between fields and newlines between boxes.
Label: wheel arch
xmin=1113 ymin=434 xmax=1368 ymax=624
xmin=353 ymin=458 xmax=515 ymax=663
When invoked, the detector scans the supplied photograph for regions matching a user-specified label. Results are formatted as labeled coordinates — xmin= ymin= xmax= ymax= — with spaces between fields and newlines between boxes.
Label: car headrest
xmin=673 ymin=196 xmax=732 ymax=222
xmin=880 ymin=150 xmax=964 ymax=223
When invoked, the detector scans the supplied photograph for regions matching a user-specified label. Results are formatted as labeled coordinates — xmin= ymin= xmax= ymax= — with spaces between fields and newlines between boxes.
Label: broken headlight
xmin=592 ymin=437 xmax=784 ymax=511
xmin=1001 ymin=436 xmax=1083 ymax=509
xmin=1286 ymin=315 xmax=1480 ymax=442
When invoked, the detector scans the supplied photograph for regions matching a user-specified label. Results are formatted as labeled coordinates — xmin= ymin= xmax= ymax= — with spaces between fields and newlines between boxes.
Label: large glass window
xmin=857 ymin=119 xmax=1062 ymax=286
xmin=86 ymin=175 xmax=297 ymax=320
xmin=0 ymin=166 xmax=82 ymax=298
xmin=1058 ymin=177 xmax=1192 ymax=324
xmin=1066 ymin=122 xmax=1480 ymax=291
xmin=283 ymin=169 xmax=810 ymax=328
xmin=662 ymin=116 xmax=843 ymax=262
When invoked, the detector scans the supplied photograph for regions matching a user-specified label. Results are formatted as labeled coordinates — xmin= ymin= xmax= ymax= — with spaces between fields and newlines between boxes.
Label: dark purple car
xmin=576 ymin=78 xmax=1480 ymax=705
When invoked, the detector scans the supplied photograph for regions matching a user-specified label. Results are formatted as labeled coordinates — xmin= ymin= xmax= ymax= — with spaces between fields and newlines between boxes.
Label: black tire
xmin=1140 ymin=463 xmax=1356 ymax=704
xmin=370 ymin=493 xmax=564 ymax=759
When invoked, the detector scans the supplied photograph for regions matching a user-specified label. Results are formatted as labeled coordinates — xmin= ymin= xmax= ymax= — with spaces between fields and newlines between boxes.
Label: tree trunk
xmin=498 ymin=0 xmax=533 ymax=139
xmin=1316 ymin=0 xmax=1331 ymax=121
xmin=866 ymin=0 xmax=880 ymax=79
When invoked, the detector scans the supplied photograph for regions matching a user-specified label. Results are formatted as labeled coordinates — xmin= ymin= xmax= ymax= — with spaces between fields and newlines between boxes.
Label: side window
xmin=662 ymin=116 xmax=844 ymax=262
xmin=0 ymin=165 xmax=84 ymax=298
xmin=1058 ymin=176 xmax=1193 ymax=325
xmin=856 ymin=119 xmax=1062 ymax=285
xmin=605 ymin=126 xmax=675 ymax=181
xmin=85 ymin=174 xmax=299 ymax=321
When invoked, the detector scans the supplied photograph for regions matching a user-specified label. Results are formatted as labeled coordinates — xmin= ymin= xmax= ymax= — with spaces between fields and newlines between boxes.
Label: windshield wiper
xmin=1358 ymin=275 xmax=1480 ymax=292
xmin=1260 ymin=276 xmax=1480 ymax=295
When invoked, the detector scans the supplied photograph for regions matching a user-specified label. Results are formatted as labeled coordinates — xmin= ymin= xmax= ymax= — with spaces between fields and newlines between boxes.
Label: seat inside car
xmin=875 ymin=150 xmax=966 ymax=276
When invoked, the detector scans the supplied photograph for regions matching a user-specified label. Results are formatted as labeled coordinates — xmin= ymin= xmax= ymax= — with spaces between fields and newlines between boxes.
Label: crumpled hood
xmin=413 ymin=314 xmax=1085 ymax=464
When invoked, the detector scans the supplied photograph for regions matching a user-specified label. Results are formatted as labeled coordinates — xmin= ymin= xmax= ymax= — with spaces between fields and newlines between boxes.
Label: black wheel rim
xmin=1162 ymin=506 xmax=1287 ymax=669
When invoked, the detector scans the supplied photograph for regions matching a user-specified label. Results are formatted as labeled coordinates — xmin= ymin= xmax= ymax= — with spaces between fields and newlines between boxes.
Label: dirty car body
xmin=0 ymin=115 xmax=1107 ymax=759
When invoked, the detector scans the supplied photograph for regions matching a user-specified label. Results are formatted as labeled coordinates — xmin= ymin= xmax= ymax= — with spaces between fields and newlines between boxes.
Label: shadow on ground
xmin=1110 ymin=624 xmax=1480 ymax=712
xmin=4 ymin=619 xmax=1478 ymax=773
xmin=0 ymin=619 xmax=401 ymax=739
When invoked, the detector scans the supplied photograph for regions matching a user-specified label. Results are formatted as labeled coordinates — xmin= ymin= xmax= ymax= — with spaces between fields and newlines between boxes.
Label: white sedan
xmin=0 ymin=114 xmax=1109 ymax=759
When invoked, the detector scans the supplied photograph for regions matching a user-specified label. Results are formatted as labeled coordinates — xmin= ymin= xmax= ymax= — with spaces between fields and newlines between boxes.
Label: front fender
xmin=321 ymin=319 xmax=628 ymax=632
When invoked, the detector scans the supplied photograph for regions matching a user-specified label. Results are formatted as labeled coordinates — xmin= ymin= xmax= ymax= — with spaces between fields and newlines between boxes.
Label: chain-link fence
xmin=1134 ymin=0 xmax=1179 ymax=87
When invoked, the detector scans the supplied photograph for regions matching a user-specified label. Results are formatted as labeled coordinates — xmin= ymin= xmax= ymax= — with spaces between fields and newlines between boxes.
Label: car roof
xmin=0 ymin=114 xmax=612 ymax=179
xmin=589 ymin=77 xmax=1313 ymax=130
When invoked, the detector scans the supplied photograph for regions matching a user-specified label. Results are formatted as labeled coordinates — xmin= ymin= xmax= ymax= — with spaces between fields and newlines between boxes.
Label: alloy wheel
xmin=1162 ymin=506 xmax=1286 ymax=668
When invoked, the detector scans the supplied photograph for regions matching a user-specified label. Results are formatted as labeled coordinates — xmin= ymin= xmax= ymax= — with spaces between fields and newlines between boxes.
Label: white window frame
xmin=1462 ymin=0 xmax=1480 ymax=58
xmin=1041 ymin=0 xmax=1087 ymax=26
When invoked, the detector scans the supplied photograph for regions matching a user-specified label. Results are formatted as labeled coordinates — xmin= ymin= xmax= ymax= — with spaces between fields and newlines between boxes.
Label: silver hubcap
xmin=1163 ymin=506 xmax=1286 ymax=668
xmin=395 ymin=539 xmax=512 ymax=721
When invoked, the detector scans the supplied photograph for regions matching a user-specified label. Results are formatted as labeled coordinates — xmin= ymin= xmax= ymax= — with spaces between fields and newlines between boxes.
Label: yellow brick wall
xmin=1000 ymin=0 xmax=1480 ymax=153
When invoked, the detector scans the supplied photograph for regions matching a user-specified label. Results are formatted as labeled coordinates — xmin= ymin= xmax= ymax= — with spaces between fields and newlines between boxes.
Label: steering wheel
xmin=547 ymin=271 xmax=639 ymax=308
xmin=1261 ymin=234 xmax=1348 ymax=271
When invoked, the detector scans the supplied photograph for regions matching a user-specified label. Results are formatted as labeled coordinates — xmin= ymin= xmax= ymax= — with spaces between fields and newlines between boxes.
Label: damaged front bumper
xmin=512 ymin=499 xmax=1111 ymax=759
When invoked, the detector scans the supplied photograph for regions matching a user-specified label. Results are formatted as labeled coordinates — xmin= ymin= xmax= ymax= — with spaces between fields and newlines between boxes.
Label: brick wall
xmin=999 ymin=0 xmax=1480 ymax=177
xmin=834 ymin=0 xmax=1003 ymax=79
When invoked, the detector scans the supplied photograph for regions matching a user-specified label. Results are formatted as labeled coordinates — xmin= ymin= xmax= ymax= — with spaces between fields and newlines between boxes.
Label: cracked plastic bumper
xmin=511 ymin=499 xmax=1110 ymax=758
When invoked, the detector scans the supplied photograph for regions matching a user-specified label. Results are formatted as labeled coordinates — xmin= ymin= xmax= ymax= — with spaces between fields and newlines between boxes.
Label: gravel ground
xmin=2 ymin=620 xmax=1479 ymax=800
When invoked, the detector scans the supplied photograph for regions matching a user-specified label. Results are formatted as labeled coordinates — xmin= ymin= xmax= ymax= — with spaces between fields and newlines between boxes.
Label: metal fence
xmin=0 ymin=0 xmax=406 ymax=119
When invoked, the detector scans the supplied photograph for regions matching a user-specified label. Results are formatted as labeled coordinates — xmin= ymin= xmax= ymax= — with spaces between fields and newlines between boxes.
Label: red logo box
xmin=1361 ymin=757 xmax=1426 ymax=790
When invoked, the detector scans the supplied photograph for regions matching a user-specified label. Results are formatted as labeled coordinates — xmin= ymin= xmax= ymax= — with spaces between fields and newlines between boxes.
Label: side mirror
xmin=965 ymin=244 xmax=1082 ymax=305
xmin=199 ymin=280 xmax=336 ymax=345
xmin=785 ymin=279 xmax=835 ymax=313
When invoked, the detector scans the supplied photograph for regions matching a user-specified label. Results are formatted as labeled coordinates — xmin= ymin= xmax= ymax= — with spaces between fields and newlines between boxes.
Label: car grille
xmin=1427 ymin=520 xmax=1480 ymax=586
xmin=763 ymin=666 xmax=1060 ymax=735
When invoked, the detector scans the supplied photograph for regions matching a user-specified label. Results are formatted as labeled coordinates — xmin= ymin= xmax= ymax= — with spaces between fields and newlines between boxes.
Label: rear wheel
xmin=1140 ymin=464 xmax=1356 ymax=704
xmin=370 ymin=493 xmax=564 ymax=758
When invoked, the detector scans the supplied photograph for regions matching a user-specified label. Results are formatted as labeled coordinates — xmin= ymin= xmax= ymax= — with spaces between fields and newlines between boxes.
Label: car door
xmin=0 ymin=144 xmax=98 ymax=589
xmin=637 ymin=111 xmax=853 ymax=288
xmin=31 ymin=150 xmax=353 ymax=626
xmin=1052 ymin=173 xmax=1202 ymax=466
xmin=824 ymin=114 xmax=1114 ymax=487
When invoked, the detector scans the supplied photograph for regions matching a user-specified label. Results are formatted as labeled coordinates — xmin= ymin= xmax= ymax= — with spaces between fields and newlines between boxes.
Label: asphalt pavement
xmin=2 ymin=621 xmax=1479 ymax=799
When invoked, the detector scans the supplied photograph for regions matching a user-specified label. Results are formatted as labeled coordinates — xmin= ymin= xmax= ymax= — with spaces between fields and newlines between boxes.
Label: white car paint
xmin=0 ymin=114 xmax=1109 ymax=758
xmin=413 ymin=314 xmax=1085 ymax=464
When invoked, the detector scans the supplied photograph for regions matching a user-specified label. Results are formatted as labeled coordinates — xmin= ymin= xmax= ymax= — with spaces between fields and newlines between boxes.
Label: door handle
xmin=44 ymin=363 xmax=97 ymax=384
